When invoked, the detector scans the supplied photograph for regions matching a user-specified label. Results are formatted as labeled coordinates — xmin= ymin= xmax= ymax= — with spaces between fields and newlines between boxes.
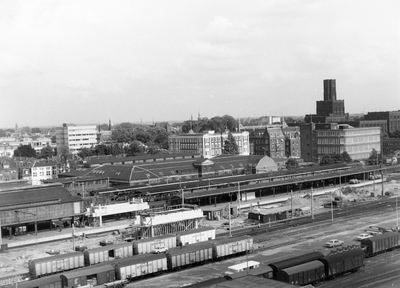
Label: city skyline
xmin=1 ymin=0 xmax=399 ymax=128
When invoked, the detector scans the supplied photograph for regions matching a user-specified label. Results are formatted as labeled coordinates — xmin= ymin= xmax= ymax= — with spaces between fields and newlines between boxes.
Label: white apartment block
xmin=56 ymin=123 xmax=98 ymax=155
xmin=316 ymin=125 xmax=381 ymax=161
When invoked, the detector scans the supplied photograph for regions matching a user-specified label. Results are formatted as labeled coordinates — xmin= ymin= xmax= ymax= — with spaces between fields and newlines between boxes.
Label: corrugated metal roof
xmin=60 ymin=264 xmax=114 ymax=279
xmin=167 ymin=241 xmax=213 ymax=256
xmin=32 ymin=252 xmax=83 ymax=263
xmin=281 ymin=260 xmax=324 ymax=276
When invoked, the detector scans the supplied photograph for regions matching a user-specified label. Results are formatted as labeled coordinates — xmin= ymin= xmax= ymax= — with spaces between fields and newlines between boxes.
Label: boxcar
xmin=268 ymin=251 xmax=324 ymax=278
xmin=133 ymin=234 xmax=177 ymax=255
xmin=361 ymin=232 xmax=400 ymax=257
xmin=29 ymin=252 xmax=85 ymax=279
xmin=60 ymin=264 xmax=116 ymax=288
xmin=212 ymin=236 xmax=253 ymax=259
xmin=320 ymin=248 xmax=364 ymax=278
xmin=5 ymin=275 xmax=62 ymax=288
xmin=115 ymin=253 xmax=168 ymax=281
xmin=176 ymin=227 xmax=215 ymax=246
xmin=166 ymin=242 xmax=214 ymax=270
xmin=276 ymin=260 xmax=325 ymax=286
xmin=84 ymin=242 xmax=133 ymax=266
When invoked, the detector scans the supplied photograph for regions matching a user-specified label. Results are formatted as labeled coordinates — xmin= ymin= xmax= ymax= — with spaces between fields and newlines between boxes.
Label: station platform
xmin=0 ymin=179 xmax=384 ymax=250
xmin=0 ymin=219 xmax=132 ymax=250
xmin=200 ymin=179 xmax=384 ymax=212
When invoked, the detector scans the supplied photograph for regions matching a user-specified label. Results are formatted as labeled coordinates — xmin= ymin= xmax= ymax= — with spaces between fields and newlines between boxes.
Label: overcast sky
xmin=1 ymin=0 xmax=399 ymax=128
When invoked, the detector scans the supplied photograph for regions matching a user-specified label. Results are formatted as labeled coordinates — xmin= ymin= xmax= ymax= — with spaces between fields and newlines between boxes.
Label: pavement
xmin=0 ymin=179 xmax=384 ymax=250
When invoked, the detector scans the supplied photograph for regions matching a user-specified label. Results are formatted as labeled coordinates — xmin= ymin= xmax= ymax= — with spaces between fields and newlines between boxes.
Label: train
xmin=28 ymin=226 xmax=216 ymax=279
xmin=360 ymin=231 xmax=400 ymax=257
xmin=223 ymin=247 xmax=364 ymax=286
xmin=10 ymin=235 xmax=253 ymax=288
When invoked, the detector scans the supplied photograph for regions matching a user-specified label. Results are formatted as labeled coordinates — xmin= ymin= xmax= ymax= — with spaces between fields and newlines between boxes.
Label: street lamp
xmin=338 ymin=171 xmax=342 ymax=200
xmin=330 ymin=189 xmax=334 ymax=222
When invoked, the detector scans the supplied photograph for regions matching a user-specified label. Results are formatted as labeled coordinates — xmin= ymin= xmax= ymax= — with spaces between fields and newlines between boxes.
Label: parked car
xmin=325 ymin=239 xmax=344 ymax=248
xmin=356 ymin=233 xmax=373 ymax=241
xmin=152 ymin=246 xmax=168 ymax=254
xmin=349 ymin=179 xmax=359 ymax=184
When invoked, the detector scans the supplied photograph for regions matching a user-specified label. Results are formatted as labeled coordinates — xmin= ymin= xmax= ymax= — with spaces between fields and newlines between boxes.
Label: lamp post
xmin=339 ymin=171 xmax=342 ymax=200
xmin=330 ymin=189 xmax=334 ymax=222
xmin=311 ymin=187 xmax=314 ymax=220
xmin=396 ymin=196 xmax=399 ymax=231
xmin=246 ymin=240 xmax=250 ymax=275
xmin=237 ymin=182 xmax=241 ymax=211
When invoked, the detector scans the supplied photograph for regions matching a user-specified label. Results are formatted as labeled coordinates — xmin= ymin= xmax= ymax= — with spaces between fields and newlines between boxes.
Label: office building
xmin=56 ymin=123 xmax=98 ymax=155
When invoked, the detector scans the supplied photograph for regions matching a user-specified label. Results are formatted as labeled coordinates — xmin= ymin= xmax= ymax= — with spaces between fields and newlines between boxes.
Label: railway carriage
xmin=28 ymin=252 xmax=85 ymax=279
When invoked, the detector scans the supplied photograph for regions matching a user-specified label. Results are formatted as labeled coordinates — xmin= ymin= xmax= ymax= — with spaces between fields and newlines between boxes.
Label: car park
xmin=325 ymin=239 xmax=344 ymax=248
xmin=356 ymin=233 xmax=373 ymax=241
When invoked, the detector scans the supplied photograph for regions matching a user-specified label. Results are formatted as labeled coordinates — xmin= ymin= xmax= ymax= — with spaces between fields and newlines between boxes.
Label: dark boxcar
xmin=320 ymin=248 xmax=365 ymax=278
xmin=166 ymin=241 xmax=213 ymax=270
xmin=28 ymin=252 xmax=85 ymax=279
xmin=268 ymin=251 xmax=324 ymax=278
xmin=276 ymin=260 xmax=325 ymax=286
xmin=114 ymin=253 xmax=168 ymax=281
xmin=361 ymin=232 xmax=400 ymax=257
xmin=84 ymin=242 xmax=133 ymax=266
xmin=4 ymin=275 xmax=62 ymax=288
xmin=60 ymin=264 xmax=115 ymax=288
xmin=212 ymin=236 xmax=253 ymax=259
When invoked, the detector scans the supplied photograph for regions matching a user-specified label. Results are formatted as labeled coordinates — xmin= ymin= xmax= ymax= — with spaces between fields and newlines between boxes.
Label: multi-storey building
xmin=364 ymin=111 xmax=400 ymax=134
xmin=168 ymin=130 xmax=249 ymax=158
xmin=283 ymin=126 xmax=301 ymax=158
xmin=56 ymin=123 xmax=98 ymax=155
xmin=299 ymin=123 xmax=318 ymax=163
xmin=359 ymin=120 xmax=388 ymax=135
xmin=248 ymin=125 xmax=300 ymax=158
xmin=315 ymin=124 xmax=381 ymax=161
xmin=31 ymin=160 xmax=57 ymax=185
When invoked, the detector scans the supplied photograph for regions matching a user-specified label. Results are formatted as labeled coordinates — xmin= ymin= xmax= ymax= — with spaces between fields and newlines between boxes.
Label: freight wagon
xmin=60 ymin=264 xmax=117 ymax=288
xmin=275 ymin=248 xmax=364 ymax=286
xmin=212 ymin=236 xmax=253 ymax=259
xmin=360 ymin=232 xmax=400 ymax=257
xmin=27 ymin=227 xmax=215 ymax=279
xmin=4 ymin=274 xmax=62 ymax=288
xmin=116 ymin=253 xmax=168 ymax=280
xmin=17 ymin=235 xmax=252 ymax=287
xmin=176 ymin=227 xmax=216 ymax=246
xmin=268 ymin=251 xmax=324 ymax=278
xmin=28 ymin=252 xmax=85 ymax=279
xmin=84 ymin=242 xmax=133 ymax=266
xmin=276 ymin=260 xmax=326 ymax=286
xmin=132 ymin=234 xmax=177 ymax=254
xmin=320 ymin=248 xmax=364 ymax=278
xmin=166 ymin=242 xmax=214 ymax=270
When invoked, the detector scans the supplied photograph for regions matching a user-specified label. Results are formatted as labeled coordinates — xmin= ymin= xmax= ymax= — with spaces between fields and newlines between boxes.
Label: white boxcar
xmin=176 ymin=227 xmax=215 ymax=246
xmin=84 ymin=242 xmax=133 ymax=265
xmin=133 ymin=234 xmax=177 ymax=254
xmin=29 ymin=252 xmax=84 ymax=279
xmin=166 ymin=242 xmax=213 ymax=270
xmin=212 ymin=236 xmax=253 ymax=259
xmin=115 ymin=253 xmax=168 ymax=280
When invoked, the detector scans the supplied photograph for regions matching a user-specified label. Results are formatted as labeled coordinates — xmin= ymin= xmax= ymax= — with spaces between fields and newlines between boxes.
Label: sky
xmin=0 ymin=0 xmax=399 ymax=129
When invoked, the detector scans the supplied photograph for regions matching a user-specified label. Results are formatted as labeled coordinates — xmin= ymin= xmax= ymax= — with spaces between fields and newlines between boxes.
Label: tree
xmin=78 ymin=148 xmax=94 ymax=160
xmin=125 ymin=141 xmax=145 ymax=156
xmin=286 ymin=158 xmax=299 ymax=169
xmin=341 ymin=151 xmax=352 ymax=163
xmin=368 ymin=148 xmax=378 ymax=165
xmin=223 ymin=132 xmax=239 ymax=154
xmin=51 ymin=135 xmax=56 ymax=143
xmin=0 ymin=129 xmax=6 ymax=137
xmin=58 ymin=145 xmax=70 ymax=165
xmin=31 ymin=128 xmax=41 ymax=134
xmin=39 ymin=146 xmax=54 ymax=159
xmin=389 ymin=130 xmax=400 ymax=138
xmin=320 ymin=154 xmax=334 ymax=166
xmin=14 ymin=145 xmax=37 ymax=158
